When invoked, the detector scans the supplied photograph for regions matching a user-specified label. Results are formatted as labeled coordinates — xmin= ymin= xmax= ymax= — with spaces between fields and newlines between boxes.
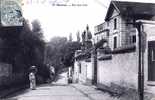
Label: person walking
xmin=29 ymin=66 xmax=37 ymax=90
xmin=49 ymin=65 xmax=55 ymax=83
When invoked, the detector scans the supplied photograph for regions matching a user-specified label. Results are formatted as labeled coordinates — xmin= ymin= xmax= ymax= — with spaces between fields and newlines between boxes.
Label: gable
xmin=105 ymin=2 xmax=120 ymax=21
xmin=105 ymin=1 xmax=155 ymax=21
xmin=111 ymin=9 xmax=119 ymax=19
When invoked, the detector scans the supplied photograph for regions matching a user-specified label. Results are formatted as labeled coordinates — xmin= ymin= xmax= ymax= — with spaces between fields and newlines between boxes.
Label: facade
xmin=95 ymin=1 xmax=155 ymax=93
xmin=94 ymin=22 xmax=109 ymax=44
xmin=73 ymin=26 xmax=93 ymax=84
xmin=73 ymin=0 xmax=155 ymax=95
xmin=73 ymin=56 xmax=92 ymax=84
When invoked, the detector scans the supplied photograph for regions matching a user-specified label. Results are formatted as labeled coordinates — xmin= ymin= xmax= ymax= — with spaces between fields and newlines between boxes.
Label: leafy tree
xmin=62 ymin=41 xmax=81 ymax=67
xmin=76 ymin=31 xmax=80 ymax=42
xmin=69 ymin=33 xmax=73 ymax=42
xmin=45 ymin=37 xmax=67 ymax=72
xmin=45 ymin=37 xmax=81 ymax=73
xmin=17 ymin=19 xmax=45 ymax=70
xmin=0 ymin=19 xmax=49 ymax=81
xmin=31 ymin=20 xmax=44 ymax=40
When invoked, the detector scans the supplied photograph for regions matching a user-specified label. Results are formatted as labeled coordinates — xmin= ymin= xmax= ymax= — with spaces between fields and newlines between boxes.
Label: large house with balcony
xmin=94 ymin=22 xmax=110 ymax=44
xmin=95 ymin=1 xmax=155 ymax=50
xmin=93 ymin=0 xmax=155 ymax=96
xmin=73 ymin=1 xmax=155 ymax=97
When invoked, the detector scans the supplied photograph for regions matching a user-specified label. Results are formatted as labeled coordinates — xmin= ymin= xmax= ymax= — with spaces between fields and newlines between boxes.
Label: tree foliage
xmin=45 ymin=37 xmax=67 ymax=72
xmin=62 ymin=41 xmax=81 ymax=67
xmin=45 ymin=37 xmax=81 ymax=73
xmin=76 ymin=31 xmax=80 ymax=42
xmin=17 ymin=19 xmax=45 ymax=71
xmin=0 ymin=19 xmax=48 ymax=81
xmin=69 ymin=33 xmax=73 ymax=42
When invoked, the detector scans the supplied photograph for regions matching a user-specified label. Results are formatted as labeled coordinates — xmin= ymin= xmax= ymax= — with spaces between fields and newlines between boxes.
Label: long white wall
xmin=73 ymin=60 xmax=93 ymax=84
xmin=97 ymin=51 xmax=139 ymax=89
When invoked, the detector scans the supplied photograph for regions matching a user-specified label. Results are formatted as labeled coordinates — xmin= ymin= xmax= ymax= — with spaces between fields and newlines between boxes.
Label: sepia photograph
xmin=1 ymin=0 xmax=155 ymax=100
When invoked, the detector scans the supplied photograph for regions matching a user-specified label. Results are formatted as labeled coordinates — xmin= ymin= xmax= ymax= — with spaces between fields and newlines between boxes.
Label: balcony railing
xmin=95 ymin=28 xmax=137 ymax=54
xmin=94 ymin=22 xmax=109 ymax=34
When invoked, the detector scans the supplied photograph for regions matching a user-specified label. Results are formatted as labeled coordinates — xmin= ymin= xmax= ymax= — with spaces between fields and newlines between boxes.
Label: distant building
xmin=73 ymin=25 xmax=93 ymax=84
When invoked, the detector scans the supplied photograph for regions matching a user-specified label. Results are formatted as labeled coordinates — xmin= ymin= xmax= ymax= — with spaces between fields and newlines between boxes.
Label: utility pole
xmin=92 ymin=46 xmax=97 ymax=85
xmin=136 ymin=21 xmax=144 ymax=100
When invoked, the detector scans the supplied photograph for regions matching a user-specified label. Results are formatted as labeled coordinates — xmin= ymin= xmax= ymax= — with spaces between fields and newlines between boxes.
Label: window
xmin=152 ymin=50 xmax=155 ymax=61
xmin=130 ymin=35 xmax=136 ymax=44
xmin=132 ymin=35 xmax=136 ymax=43
xmin=114 ymin=36 xmax=117 ymax=49
xmin=97 ymin=24 xmax=103 ymax=32
xmin=114 ymin=18 xmax=117 ymax=29
xmin=107 ymin=31 xmax=109 ymax=37
xmin=78 ymin=63 xmax=81 ymax=73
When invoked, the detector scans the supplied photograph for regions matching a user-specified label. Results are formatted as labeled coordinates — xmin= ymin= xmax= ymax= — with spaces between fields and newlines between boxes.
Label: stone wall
xmin=96 ymin=20 xmax=155 ymax=94
xmin=73 ymin=61 xmax=79 ymax=83
xmin=97 ymin=51 xmax=139 ymax=89
xmin=0 ymin=63 xmax=12 ymax=86
xmin=73 ymin=59 xmax=93 ymax=84
xmin=0 ymin=63 xmax=12 ymax=77
xmin=0 ymin=63 xmax=28 ymax=88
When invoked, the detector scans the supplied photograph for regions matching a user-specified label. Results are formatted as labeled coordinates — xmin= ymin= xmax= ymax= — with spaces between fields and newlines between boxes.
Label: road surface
xmin=7 ymin=72 xmax=119 ymax=100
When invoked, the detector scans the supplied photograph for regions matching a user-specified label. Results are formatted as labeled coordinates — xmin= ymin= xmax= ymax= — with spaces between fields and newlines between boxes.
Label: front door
xmin=148 ymin=41 xmax=155 ymax=81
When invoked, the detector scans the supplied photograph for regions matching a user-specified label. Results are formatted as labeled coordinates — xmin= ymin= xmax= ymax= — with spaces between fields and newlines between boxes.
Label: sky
xmin=22 ymin=0 xmax=155 ymax=41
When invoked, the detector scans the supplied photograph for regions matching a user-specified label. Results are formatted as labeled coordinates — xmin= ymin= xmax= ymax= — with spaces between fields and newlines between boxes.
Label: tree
xmin=31 ymin=20 xmax=44 ymax=40
xmin=62 ymin=41 xmax=81 ymax=67
xmin=17 ymin=19 xmax=49 ymax=82
xmin=45 ymin=37 xmax=81 ymax=73
xmin=69 ymin=33 xmax=73 ymax=42
xmin=45 ymin=37 xmax=67 ymax=72
xmin=76 ymin=31 xmax=80 ymax=42
xmin=18 ymin=19 xmax=45 ymax=69
xmin=82 ymin=31 xmax=86 ymax=43
xmin=1 ymin=19 xmax=50 ymax=81
xmin=0 ymin=18 xmax=49 ymax=84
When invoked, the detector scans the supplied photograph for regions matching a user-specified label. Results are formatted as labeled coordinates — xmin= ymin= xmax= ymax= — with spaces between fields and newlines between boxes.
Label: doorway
xmin=148 ymin=41 xmax=155 ymax=81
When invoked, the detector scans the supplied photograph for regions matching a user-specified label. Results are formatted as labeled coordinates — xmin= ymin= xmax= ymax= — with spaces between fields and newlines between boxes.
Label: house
xmin=94 ymin=0 xmax=155 ymax=95
xmin=73 ymin=0 xmax=155 ymax=96
xmin=99 ymin=1 xmax=155 ymax=50
xmin=94 ymin=22 xmax=109 ymax=44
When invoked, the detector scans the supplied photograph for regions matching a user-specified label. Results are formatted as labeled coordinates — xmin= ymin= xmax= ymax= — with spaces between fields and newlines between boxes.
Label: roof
xmin=105 ymin=1 xmax=155 ymax=21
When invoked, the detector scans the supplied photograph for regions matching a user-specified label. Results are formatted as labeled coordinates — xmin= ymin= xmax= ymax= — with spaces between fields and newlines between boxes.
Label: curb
xmin=70 ymin=84 xmax=95 ymax=100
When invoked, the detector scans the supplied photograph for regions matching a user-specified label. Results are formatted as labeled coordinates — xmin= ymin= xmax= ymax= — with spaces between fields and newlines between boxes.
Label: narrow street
xmin=7 ymin=72 xmax=118 ymax=100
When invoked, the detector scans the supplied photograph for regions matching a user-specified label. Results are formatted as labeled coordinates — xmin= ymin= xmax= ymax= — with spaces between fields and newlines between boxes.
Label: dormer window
xmin=114 ymin=18 xmax=117 ymax=29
